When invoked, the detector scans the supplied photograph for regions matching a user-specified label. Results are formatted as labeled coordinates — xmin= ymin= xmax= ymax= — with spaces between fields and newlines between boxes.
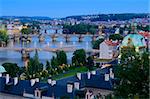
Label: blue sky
xmin=0 ymin=0 xmax=149 ymax=18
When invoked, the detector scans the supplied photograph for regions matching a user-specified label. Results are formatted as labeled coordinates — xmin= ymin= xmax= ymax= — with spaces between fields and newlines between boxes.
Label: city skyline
xmin=0 ymin=0 xmax=149 ymax=18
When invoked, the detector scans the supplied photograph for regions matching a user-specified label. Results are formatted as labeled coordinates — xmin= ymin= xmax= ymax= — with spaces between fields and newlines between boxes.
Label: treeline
xmin=63 ymin=23 xmax=98 ymax=34
xmin=66 ymin=13 xmax=148 ymax=21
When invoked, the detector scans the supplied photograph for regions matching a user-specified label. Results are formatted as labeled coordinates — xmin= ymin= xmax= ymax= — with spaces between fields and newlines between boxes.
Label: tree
xmin=92 ymin=38 xmax=104 ymax=49
xmin=109 ymin=34 xmax=123 ymax=41
xmin=0 ymin=30 xmax=9 ymax=46
xmin=45 ymin=60 xmax=51 ymax=71
xmin=56 ymin=50 xmax=67 ymax=65
xmin=63 ymin=23 xmax=97 ymax=34
xmin=25 ymin=50 xmax=43 ymax=79
xmin=72 ymin=49 xmax=86 ymax=66
xmin=114 ymin=47 xmax=149 ymax=98
xmin=21 ymin=28 xmax=32 ymax=35
xmin=2 ymin=63 xmax=19 ymax=77
xmin=86 ymin=56 xmax=94 ymax=70
xmin=51 ymin=56 xmax=59 ymax=68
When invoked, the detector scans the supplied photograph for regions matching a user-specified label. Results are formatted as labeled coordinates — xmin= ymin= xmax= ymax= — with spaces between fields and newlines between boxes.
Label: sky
xmin=0 ymin=0 xmax=149 ymax=18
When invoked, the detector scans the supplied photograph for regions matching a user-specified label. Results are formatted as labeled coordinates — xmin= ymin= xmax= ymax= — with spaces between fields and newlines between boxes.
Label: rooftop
xmin=121 ymin=33 xmax=146 ymax=48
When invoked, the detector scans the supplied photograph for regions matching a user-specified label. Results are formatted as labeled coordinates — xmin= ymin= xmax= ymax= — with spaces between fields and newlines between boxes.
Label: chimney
xmin=0 ymin=73 xmax=2 ymax=77
xmin=91 ymin=71 xmax=96 ymax=75
xmin=51 ymin=80 xmax=56 ymax=86
xmin=104 ymin=74 xmax=109 ymax=81
xmin=109 ymin=68 xmax=114 ymax=79
xmin=30 ymin=79 xmax=36 ymax=86
xmin=67 ymin=82 xmax=73 ymax=93
xmin=35 ymin=78 xmax=39 ymax=82
xmin=6 ymin=74 xmax=9 ymax=84
xmin=48 ymin=78 xmax=52 ymax=84
xmin=74 ymin=82 xmax=79 ymax=90
xmin=14 ymin=77 xmax=18 ymax=85
xmin=77 ymin=73 xmax=81 ymax=80
xmin=87 ymin=72 xmax=91 ymax=79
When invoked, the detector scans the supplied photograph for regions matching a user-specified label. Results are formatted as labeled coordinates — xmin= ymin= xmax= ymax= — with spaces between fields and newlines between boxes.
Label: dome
xmin=0 ymin=65 xmax=6 ymax=73
xmin=121 ymin=33 xmax=146 ymax=48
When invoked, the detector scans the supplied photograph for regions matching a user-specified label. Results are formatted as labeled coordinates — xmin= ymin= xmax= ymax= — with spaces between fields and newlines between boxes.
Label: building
xmin=99 ymin=40 xmax=119 ymax=59
xmin=121 ymin=31 xmax=147 ymax=53
xmin=0 ymin=69 xmax=114 ymax=99
xmin=0 ymin=65 xmax=6 ymax=74
xmin=7 ymin=19 xmax=23 ymax=35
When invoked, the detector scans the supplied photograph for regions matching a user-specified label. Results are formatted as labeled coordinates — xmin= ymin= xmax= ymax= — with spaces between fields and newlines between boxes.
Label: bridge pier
xmin=55 ymin=29 xmax=58 ymax=34
xmin=64 ymin=35 xmax=71 ymax=42
xmin=92 ymin=36 xmax=97 ymax=41
xmin=78 ymin=35 xmax=84 ymax=42
xmin=21 ymin=49 xmax=30 ymax=61
xmin=27 ymin=35 xmax=32 ymax=43
xmin=51 ymin=34 xmax=57 ymax=42
xmin=13 ymin=35 xmax=20 ymax=42
xmin=19 ymin=35 xmax=32 ymax=43
xmin=39 ymin=35 xmax=45 ymax=42
xmin=44 ymin=30 xmax=47 ymax=34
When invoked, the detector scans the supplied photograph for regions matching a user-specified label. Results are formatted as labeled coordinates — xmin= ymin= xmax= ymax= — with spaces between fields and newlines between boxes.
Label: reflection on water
xmin=0 ymin=36 xmax=93 ymax=66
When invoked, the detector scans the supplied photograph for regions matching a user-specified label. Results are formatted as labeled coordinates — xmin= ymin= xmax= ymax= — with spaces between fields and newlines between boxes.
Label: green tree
xmin=25 ymin=50 xmax=43 ymax=79
xmin=0 ymin=30 xmax=9 ymax=46
xmin=56 ymin=50 xmax=67 ymax=65
xmin=2 ymin=63 xmax=19 ymax=77
xmin=86 ymin=56 xmax=94 ymax=70
xmin=45 ymin=60 xmax=51 ymax=71
xmin=51 ymin=56 xmax=59 ymax=68
xmin=109 ymin=34 xmax=123 ymax=41
xmin=21 ymin=28 xmax=32 ymax=35
xmin=114 ymin=48 xmax=149 ymax=98
xmin=63 ymin=23 xmax=97 ymax=34
xmin=92 ymin=38 xmax=104 ymax=49
xmin=72 ymin=49 xmax=86 ymax=66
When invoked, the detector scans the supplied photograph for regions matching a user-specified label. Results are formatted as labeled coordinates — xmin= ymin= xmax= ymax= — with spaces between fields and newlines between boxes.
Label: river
xmin=0 ymin=35 xmax=93 ymax=67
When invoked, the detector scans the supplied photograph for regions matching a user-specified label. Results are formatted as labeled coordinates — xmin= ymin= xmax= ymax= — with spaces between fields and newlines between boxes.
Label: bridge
xmin=0 ymin=47 xmax=100 ymax=53
xmin=0 ymin=46 xmax=100 ymax=60
xmin=9 ymin=33 xmax=100 ymax=42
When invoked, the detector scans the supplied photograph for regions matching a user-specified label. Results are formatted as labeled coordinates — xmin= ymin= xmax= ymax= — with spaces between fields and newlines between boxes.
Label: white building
xmin=99 ymin=40 xmax=119 ymax=59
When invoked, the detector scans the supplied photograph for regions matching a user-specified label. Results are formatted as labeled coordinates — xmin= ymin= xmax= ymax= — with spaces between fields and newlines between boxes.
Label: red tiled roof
xmin=105 ymin=40 xmax=119 ymax=46
xmin=138 ymin=31 xmax=150 ymax=38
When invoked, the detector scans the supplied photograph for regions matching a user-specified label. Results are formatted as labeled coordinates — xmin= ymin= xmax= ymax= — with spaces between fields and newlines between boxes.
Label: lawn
xmin=94 ymin=58 xmax=112 ymax=62
xmin=52 ymin=66 xmax=88 ymax=80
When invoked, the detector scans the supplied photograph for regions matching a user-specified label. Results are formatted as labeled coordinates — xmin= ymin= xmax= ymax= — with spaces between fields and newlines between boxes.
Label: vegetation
xmin=92 ymin=38 xmax=104 ymax=49
xmin=44 ymin=49 xmax=95 ymax=80
xmin=52 ymin=66 xmax=88 ymax=80
xmin=2 ymin=63 xmax=20 ymax=77
xmin=66 ymin=13 xmax=148 ymax=21
xmin=137 ymin=24 xmax=150 ymax=31
xmin=109 ymin=34 xmax=123 ymax=41
xmin=2 ymin=49 xmax=96 ymax=81
xmin=0 ymin=30 xmax=9 ymax=46
xmin=24 ymin=50 xmax=43 ymax=79
xmin=114 ymin=47 xmax=149 ymax=98
xmin=51 ymin=56 xmax=59 ymax=68
xmin=56 ymin=50 xmax=67 ymax=65
xmin=63 ymin=23 xmax=97 ymax=34
xmin=21 ymin=28 xmax=32 ymax=35
xmin=86 ymin=56 xmax=94 ymax=70
xmin=72 ymin=49 xmax=86 ymax=66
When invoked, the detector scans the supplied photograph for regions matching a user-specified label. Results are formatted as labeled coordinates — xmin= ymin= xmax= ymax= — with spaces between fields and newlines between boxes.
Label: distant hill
xmin=0 ymin=13 xmax=149 ymax=22
xmin=65 ymin=13 xmax=149 ymax=21
xmin=0 ymin=16 xmax=51 ymax=20
xmin=0 ymin=16 xmax=52 ymax=23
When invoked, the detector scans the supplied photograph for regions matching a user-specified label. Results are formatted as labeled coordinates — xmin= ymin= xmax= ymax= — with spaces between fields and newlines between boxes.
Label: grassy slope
xmin=52 ymin=66 xmax=88 ymax=80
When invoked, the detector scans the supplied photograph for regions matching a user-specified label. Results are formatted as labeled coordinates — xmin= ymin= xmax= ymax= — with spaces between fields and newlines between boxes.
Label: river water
xmin=0 ymin=35 xmax=93 ymax=67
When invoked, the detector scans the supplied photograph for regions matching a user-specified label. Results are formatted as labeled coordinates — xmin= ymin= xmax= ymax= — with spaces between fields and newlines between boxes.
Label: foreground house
xmin=0 ymin=67 xmax=115 ymax=99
